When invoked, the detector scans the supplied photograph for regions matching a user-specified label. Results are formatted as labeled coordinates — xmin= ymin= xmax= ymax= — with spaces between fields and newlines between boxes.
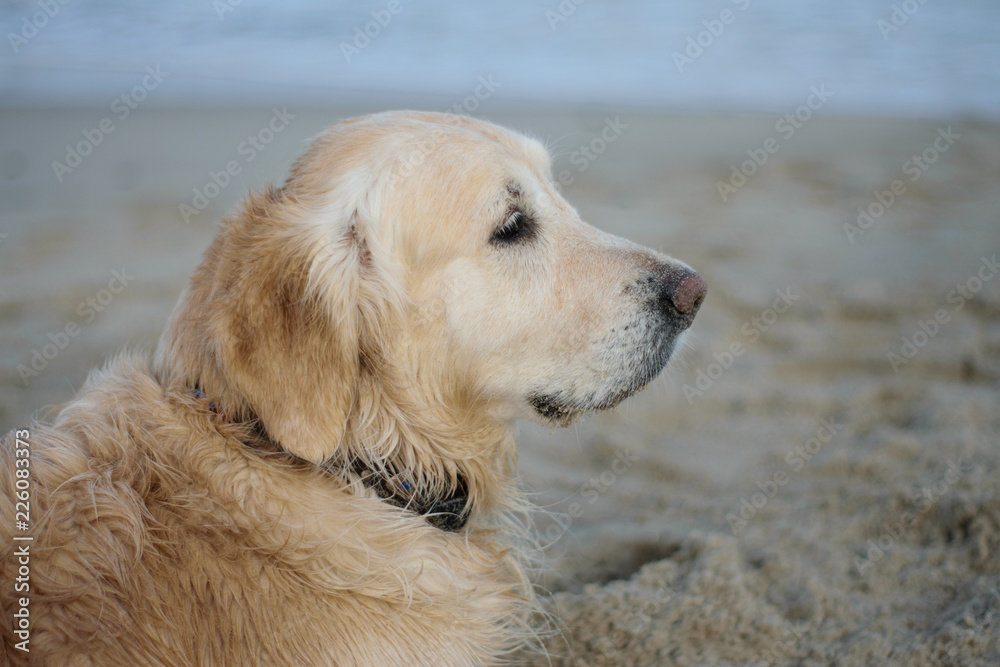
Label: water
xmin=0 ymin=0 xmax=998 ymax=117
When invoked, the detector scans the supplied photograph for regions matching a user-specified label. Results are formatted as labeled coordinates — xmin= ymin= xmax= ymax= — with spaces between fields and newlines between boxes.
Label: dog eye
xmin=491 ymin=211 xmax=535 ymax=245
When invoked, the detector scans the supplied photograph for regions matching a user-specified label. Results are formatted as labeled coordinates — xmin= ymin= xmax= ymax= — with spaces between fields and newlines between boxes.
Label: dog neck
xmin=193 ymin=387 xmax=470 ymax=531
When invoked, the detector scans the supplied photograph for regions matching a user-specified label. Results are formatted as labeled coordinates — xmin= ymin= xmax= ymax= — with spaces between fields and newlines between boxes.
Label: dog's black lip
xmin=529 ymin=386 xmax=636 ymax=421
xmin=530 ymin=329 xmax=679 ymax=420
xmin=530 ymin=373 xmax=651 ymax=418
xmin=529 ymin=394 xmax=577 ymax=420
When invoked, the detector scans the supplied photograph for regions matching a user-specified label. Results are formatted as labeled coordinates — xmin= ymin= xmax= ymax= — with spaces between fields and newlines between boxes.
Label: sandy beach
xmin=2 ymin=108 xmax=998 ymax=666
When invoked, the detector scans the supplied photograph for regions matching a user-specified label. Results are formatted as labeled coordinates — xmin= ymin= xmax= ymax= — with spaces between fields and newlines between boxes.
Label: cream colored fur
xmin=1 ymin=111 xmax=700 ymax=665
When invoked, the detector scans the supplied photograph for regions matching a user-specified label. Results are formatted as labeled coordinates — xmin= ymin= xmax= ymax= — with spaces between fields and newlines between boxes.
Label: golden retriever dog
xmin=0 ymin=111 xmax=705 ymax=665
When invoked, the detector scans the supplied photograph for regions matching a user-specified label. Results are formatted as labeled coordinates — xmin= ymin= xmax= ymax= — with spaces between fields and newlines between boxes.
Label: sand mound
xmin=525 ymin=447 xmax=999 ymax=666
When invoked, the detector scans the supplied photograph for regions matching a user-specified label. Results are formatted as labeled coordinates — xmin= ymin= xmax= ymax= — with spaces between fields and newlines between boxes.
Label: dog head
xmin=156 ymin=111 xmax=705 ymax=472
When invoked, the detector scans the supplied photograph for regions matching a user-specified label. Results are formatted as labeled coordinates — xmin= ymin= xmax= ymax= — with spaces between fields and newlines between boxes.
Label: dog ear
xmin=211 ymin=191 xmax=374 ymax=463
xmin=156 ymin=181 xmax=395 ymax=464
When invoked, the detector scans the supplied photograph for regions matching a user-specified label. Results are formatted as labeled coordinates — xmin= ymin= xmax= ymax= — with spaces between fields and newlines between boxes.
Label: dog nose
xmin=657 ymin=265 xmax=707 ymax=320
xmin=669 ymin=270 xmax=707 ymax=315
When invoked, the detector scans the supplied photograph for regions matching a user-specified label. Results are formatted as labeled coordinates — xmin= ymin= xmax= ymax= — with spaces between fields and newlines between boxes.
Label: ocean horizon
xmin=1 ymin=0 xmax=998 ymax=119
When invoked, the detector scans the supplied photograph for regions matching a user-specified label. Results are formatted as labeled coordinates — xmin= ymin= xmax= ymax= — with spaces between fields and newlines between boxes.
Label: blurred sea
xmin=1 ymin=0 xmax=998 ymax=117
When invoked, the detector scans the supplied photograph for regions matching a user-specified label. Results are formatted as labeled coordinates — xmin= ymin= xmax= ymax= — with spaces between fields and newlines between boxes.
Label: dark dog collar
xmin=193 ymin=388 xmax=469 ymax=531
xmin=360 ymin=467 xmax=469 ymax=532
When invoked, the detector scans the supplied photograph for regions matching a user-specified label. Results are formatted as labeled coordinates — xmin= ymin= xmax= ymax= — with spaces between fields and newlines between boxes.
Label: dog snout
xmin=655 ymin=265 xmax=707 ymax=326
